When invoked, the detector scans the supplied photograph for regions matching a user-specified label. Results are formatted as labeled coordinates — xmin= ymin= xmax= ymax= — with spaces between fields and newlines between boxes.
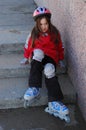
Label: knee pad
xmin=33 ymin=49 xmax=44 ymax=62
xmin=44 ymin=63 xmax=55 ymax=78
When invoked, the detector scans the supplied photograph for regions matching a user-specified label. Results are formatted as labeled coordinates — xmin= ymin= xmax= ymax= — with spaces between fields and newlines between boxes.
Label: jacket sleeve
xmin=23 ymin=34 xmax=33 ymax=59
xmin=58 ymin=32 xmax=64 ymax=61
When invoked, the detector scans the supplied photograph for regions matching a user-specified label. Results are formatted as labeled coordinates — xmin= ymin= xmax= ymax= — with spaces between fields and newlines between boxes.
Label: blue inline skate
xmin=45 ymin=101 xmax=70 ymax=123
xmin=24 ymin=87 xmax=40 ymax=108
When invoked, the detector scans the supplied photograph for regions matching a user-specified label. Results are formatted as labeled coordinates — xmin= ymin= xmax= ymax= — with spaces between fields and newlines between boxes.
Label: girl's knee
xmin=44 ymin=63 xmax=55 ymax=78
xmin=32 ymin=49 xmax=44 ymax=62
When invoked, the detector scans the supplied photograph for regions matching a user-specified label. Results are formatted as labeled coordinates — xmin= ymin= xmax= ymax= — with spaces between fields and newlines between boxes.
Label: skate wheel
xmin=65 ymin=116 xmax=70 ymax=123
xmin=24 ymin=100 xmax=28 ymax=108
xmin=44 ymin=107 xmax=49 ymax=113
xmin=44 ymin=107 xmax=53 ymax=115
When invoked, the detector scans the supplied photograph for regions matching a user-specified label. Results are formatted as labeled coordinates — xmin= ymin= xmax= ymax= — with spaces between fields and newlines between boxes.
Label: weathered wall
xmin=34 ymin=0 xmax=86 ymax=120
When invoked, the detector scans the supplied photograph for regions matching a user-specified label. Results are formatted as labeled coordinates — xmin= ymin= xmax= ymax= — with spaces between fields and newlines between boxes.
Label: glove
xmin=20 ymin=58 xmax=29 ymax=65
xmin=59 ymin=60 xmax=66 ymax=68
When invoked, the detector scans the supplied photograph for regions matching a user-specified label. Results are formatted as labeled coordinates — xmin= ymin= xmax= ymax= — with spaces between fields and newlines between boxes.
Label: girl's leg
xmin=44 ymin=60 xmax=69 ymax=116
xmin=44 ymin=63 xmax=64 ymax=102
xmin=45 ymin=77 xmax=64 ymax=101
xmin=24 ymin=49 xmax=44 ymax=101
xmin=29 ymin=59 xmax=43 ymax=87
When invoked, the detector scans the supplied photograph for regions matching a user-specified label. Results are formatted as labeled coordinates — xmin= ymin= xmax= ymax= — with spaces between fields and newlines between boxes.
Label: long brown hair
xmin=31 ymin=15 xmax=59 ymax=48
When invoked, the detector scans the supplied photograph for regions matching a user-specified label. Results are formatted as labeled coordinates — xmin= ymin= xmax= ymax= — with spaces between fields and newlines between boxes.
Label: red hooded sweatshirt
xmin=24 ymin=32 xmax=64 ymax=64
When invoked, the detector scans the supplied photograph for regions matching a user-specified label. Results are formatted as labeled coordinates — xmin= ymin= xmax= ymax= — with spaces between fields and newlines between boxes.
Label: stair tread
xmin=0 ymin=74 xmax=76 ymax=109
xmin=0 ymin=0 xmax=35 ymax=45
xmin=0 ymin=54 xmax=66 ymax=78
xmin=0 ymin=54 xmax=23 ymax=68
xmin=0 ymin=29 xmax=31 ymax=45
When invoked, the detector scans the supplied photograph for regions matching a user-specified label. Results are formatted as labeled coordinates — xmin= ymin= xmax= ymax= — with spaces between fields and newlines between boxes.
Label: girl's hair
xmin=31 ymin=15 xmax=59 ymax=47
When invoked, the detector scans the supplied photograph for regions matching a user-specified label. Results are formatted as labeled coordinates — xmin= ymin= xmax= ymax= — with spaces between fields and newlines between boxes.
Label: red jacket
xmin=24 ymin=32 xmax=64 ymax=64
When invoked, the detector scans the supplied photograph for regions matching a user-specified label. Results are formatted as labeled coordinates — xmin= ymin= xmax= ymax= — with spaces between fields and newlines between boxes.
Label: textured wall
xmin=34 ymin=0 xmax=86 ymax=120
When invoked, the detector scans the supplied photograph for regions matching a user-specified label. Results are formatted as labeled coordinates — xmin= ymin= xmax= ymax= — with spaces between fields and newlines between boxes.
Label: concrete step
xmin=0 ymin=54 xmax=30 ymax=78
xmin=0 ymin=54 xmax=66 ymax=79
xmin=0 ymin=74 xmax=76 ymax=109
xmin=0 ymin=0 xmax=36 ymax=54
xmin=0 ymin=30 xmax=31 ymax=55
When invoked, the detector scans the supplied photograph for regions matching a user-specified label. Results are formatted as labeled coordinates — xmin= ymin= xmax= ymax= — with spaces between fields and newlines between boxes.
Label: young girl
xmin=21 ymin=7 xmax=69 ymax=122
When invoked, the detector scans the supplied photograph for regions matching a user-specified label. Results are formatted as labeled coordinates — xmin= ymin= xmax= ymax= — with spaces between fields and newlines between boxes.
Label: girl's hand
xmin=20 ymin=58 xmax=29 ymax=65
xmin=58 ymin=60 xmax=65 ymax=68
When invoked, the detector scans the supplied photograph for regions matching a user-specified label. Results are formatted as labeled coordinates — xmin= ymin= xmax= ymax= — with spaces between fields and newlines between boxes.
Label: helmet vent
xmin=41 ymin=8 xmax=43 ymax=11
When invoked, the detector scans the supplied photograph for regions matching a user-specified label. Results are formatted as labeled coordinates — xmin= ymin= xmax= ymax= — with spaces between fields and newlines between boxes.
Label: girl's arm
xmin=20 ymin=34 xmax=32 ymax=65
xmin=57 ymin=32 xmax=65 ymax=68
xmin=58 ymin=32 xmax=64 ymax=61
xmin=24 ymin=34 xmax=32 ymax=58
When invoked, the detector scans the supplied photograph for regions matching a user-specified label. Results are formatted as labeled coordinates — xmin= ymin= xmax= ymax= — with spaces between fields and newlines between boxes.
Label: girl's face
xmin=39 ymin=17 xmax=49 ymax=33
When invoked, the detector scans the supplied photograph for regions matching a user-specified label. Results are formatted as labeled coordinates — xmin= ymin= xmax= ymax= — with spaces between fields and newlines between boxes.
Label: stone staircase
xmin=0 ymin=0 xmax=76 ymax=109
